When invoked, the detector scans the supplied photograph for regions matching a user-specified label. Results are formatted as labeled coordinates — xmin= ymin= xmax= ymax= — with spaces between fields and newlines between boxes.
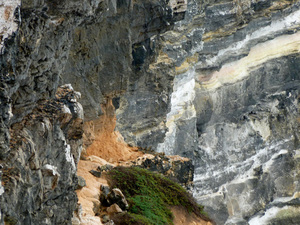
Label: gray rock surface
xmin=61 ymin=0 xmax=186 ymax=121
xmin=0 ymin=0 xmax=186 ymax=224
xmin=1 ymin=85 xmax=83 ymax=224
xmin=130 ymin=153 xmax=194 ymax=188
xmin=151 ymin=1 xmax=300 ymax=224
xmin=1 ymin=0 xmax=300 ymax=224
xmin=76 ymin=176 xmax=86 ymax=190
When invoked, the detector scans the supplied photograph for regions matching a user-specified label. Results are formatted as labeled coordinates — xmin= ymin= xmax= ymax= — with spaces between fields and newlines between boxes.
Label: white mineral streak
xmin=206 ymin=8 xmax=300 ymax=67
xmin=43 ymin=164 xmax=60 ymax=176
xmin=74 ymin=102 xmax=84 ymax=119
xmin=65 ymin=144 xmax=76 ymax=171
xmin=197 ymin=9 xmax=300 ymax=90
xmin=198 ymin=31 xmax=300 ymax=89
xmin=0 ymin=184 xmax=4 ymax=195
xmin=248 ymin=205 xmax=300 ymax=225
xmin=0 ymin=0 xmax=21 ymax=50
xmin=193 ymin=138 xmax=292 ymax=194
xmin=157 ymin=68 xmax=196 ymax=155
xmin=248 ymin=207 xmax=282 ymax=225
xmin=62 ymin=104 xmax=72 ymax=115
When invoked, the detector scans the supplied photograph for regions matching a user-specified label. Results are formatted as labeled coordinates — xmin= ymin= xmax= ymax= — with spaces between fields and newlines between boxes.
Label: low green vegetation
xmin=106 ymin=166 xmax=209 ymax=225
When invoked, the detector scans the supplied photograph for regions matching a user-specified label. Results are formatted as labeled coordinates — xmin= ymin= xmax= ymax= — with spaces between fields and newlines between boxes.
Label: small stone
xmin=76 ymin=176 xmax=86 ymax=189
xmin=107 ymin=203 xmax=123 ymax=214
xmin=101 ymin=214 xmax=110 ymax=223
xmin=100 ymin=185 xmax=111 ymax=207
xmin=89 ymin=169 xmax=102 ymax=178
xmin=100 ymin=193 xmax=110 ymax=207
xmin=101 ymin=185 xmax=110 ymax=195
xmin=101 ymin=164 xmax=114 ymax=172
xmin=93 ymin=201 xmax=100 ymax=215
xmin=107 ymin=188 xmax=129 ymax=210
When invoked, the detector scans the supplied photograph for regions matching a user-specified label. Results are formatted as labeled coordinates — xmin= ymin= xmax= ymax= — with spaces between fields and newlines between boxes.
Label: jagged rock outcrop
xmin=1 ymin=0 xmax=300 ymax=224
xmin=0 ymin=0 xmax=187 ymax=224
xmin=122 ymin=0 xmax=300 ymax=224
xmin=1 ymin=85 xmax=83 ymax=224
xmin=129 ymin=153 xmax=194 ymax=189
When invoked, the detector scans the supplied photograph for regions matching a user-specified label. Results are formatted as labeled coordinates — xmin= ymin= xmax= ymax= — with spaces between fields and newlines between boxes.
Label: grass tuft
xmin=106 ymin=166 xmax=210 ymax=225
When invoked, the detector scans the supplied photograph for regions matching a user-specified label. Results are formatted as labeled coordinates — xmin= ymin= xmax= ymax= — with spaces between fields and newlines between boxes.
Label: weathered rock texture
xmin=128 ymin=153 xmax=194 ymax=188
xmin=1 ymin=0 xmax=300 ymax=225
xmin=1 ymin=85 xmax=83 ymax=224
xmin=99 ymin=0 xmax=300 ymax=224
xmin=145 ymin=1 xmax=300 ymax=224
xmin=0 ymin=0 xmax=186 ymax=224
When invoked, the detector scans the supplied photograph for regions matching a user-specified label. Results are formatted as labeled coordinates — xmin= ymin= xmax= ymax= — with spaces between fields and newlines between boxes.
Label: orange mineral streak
xmin=85 ymin=99 xmax=143 ymax=163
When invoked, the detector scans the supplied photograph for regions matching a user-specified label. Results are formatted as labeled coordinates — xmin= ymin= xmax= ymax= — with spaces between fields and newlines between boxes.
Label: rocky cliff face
xmin=1 ymin=85 xmax=83 ymax=224
xmin=0 ymin=0 xmax=185 ymax=224
xmin=149 ymin=1 xmax=300 ymax=224
xmin=0 ymin=0 xmax=300 ymax=225
xmin=117 ymin=0 xmax=300 ymax=224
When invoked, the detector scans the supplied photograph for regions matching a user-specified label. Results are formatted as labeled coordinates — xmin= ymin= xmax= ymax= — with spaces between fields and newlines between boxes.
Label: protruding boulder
xmin=107 ymin=188 xmax=129 ymax=210
xmin=89 ymin=167 xmax=102 ymax=178
xmin=76 ymin=176 xmax=86 ymax=190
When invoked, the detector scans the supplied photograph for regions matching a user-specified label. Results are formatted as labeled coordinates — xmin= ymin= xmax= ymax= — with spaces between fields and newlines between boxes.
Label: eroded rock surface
xmin=1 ymin=0 xmax=300 ymax=224
xmin=0 ymin=0 xmax=187 ymax=224
xmin=1 ymin=85 xmax=83 ymax=224
xmin=128 ymin=153 xmax=194 ymax=189
xmin=143 ymin=1 xmax=300 ymax=224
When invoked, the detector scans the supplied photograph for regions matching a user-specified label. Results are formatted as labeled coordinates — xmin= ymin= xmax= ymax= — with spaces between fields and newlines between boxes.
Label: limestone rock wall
xmin=140 ymin=0 xmax=300 ymax=224
xmin=0 ymin=0 xmax=186 ymax=224
xmin=1 ymin=0 xmax=300 ymax=225
xmin=101 ymin=0 xmax=300 ymax=224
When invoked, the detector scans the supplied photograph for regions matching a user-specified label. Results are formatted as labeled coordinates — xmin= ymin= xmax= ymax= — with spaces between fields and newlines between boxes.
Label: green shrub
xmin=106 ymin=166 xmax=209 ymax=225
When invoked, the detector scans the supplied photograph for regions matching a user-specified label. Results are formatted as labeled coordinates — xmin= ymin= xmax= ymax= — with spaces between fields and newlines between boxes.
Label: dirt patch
xmin=76 ymin=158 xmax=111 ymax=225
xmin=4 ymin=6 xmax=12 ymax=21
xmin=171 ymin=206 xmax=213 ymax=225
xmin=84 ymin=99 xmax=143 ymax=163
xmin=76 ymin=99 xmax=144 ymax=224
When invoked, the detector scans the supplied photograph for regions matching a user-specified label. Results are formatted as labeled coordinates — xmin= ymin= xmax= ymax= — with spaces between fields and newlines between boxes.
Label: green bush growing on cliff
xmin=106 ymin=166 xmax=209 ymax=225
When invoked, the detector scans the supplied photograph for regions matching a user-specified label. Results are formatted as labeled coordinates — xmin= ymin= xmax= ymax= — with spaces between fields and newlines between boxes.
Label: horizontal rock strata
xmin=1 ymin=0 xmax=300 ymax=224
xmin=148 ymin=1 xmax=300 ymax=224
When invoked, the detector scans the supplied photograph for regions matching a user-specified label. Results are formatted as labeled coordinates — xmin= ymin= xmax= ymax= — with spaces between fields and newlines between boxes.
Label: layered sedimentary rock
xmin=113 ymin=0 xmax=300 ymax=224
xmin=139 ymin=1 xmax=300 ymax=224
xmin=1 ymin=0 xmax=300 ymax=225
